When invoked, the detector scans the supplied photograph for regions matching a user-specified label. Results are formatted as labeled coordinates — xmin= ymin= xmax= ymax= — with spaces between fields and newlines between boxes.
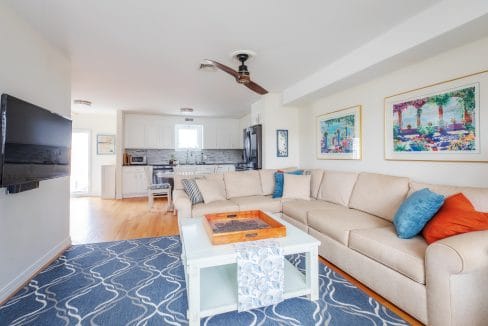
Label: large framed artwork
xmin=97 ymin=134 xmax=116 ymax=155
xmin=385 ymin=70 xmax=488 ymax=162
xmin=276 ymin=129 xmax=288 ymax=157
xmin=316 ymin=105 xmax=361 ymax=160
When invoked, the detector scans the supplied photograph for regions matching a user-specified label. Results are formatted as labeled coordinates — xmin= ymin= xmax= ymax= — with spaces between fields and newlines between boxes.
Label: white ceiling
xmin=5 ymin=0 xmax=441 ymax=117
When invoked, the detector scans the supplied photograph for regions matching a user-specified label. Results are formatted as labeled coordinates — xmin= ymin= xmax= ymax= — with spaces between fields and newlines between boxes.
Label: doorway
xmin=71 ymin=130 xmax=90 ymax=195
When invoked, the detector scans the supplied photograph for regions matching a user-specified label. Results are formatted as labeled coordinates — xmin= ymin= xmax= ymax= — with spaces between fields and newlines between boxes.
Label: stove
xmin=151 ymin=164 xmax=174 ymax=188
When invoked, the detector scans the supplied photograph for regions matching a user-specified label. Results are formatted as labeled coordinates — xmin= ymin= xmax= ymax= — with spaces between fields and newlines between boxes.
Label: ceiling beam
xmin=282 ymin=0 xmax=488 ymax=105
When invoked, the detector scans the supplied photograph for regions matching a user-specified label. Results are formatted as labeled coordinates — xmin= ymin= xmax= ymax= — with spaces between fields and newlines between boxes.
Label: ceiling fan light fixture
xmin=237 ymin=75 xmax=251 ymax=84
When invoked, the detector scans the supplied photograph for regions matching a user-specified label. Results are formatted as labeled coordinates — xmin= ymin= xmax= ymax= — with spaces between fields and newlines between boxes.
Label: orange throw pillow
xmin=422 ymin=193 xmax=488 ymax=244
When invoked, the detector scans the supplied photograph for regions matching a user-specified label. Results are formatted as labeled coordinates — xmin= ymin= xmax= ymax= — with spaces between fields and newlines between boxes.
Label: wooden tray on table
xmin=203 ymin=210 xmax=286 ymax=245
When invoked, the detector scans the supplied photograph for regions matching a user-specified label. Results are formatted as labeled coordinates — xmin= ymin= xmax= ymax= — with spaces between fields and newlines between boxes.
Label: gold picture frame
xmin=316 ymin=105 xmax=362 ymax=160
xmin=384 ymin=70 xmax=488 ymax=162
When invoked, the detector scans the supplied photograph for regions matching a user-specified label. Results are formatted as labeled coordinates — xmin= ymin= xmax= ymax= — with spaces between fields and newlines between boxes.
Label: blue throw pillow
xmin=272 ymin=170 xmax=303 ymax=198
xmin=393 ymin=188 xmax=445 ymax=239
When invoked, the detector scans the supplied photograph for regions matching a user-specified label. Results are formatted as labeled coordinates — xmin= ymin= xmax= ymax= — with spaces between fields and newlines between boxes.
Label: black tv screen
xmin=0 ymin=94 xmax=72 ymax=193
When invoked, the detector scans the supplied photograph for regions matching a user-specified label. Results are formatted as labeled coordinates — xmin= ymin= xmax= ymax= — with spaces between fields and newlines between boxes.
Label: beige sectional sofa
xmin=173 ymin=169 xmax=488 ymax=326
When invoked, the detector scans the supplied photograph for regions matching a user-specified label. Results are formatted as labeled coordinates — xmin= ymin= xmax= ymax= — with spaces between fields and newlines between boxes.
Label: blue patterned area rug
xmin=0 ymin=236 xmax=408 ymax=325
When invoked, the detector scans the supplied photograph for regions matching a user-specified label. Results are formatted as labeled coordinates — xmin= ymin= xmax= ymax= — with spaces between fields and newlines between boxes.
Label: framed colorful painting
xmin=316 ymin=105 xmax=361 ymax=160
xmin=276 ymin=129 xmax=288 ymax=157
xmin=385 ymin=70 xmax=488 ymax=162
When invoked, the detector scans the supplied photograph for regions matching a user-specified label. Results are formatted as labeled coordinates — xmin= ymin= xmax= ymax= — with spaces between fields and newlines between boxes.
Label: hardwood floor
xmin=70 ymin=196 xmax=421 ymax=325
xmin=70 ymin=197 xmax=178 ymax=244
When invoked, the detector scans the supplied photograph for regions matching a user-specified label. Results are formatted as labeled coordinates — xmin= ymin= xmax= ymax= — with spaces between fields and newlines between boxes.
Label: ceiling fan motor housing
xmin=236 ymin=53 xmax=250 ymax=83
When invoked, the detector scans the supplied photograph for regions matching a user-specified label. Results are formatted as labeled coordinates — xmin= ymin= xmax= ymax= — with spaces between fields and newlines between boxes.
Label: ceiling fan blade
xmin=245 ymin=80 xmax=268 ymax=95
xmin=205 ymin=59 xmax=239 ymax=79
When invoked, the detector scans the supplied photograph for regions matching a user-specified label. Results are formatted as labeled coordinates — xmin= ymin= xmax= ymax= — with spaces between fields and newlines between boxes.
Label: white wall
xmin=252 ymin=94 xmax=300 ymax=169
xmin=239 ymin=113 xmax=251 ymax=130
xmin=72 ymin=112 xmax=117 ymax=196
xmin=0 ymin=3 xmax=71 ymax=302
xmin=299 ymin=36 xmax=488 ymax=187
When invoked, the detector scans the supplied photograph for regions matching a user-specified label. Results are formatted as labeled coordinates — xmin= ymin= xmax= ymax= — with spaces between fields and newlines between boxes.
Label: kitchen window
xmin=175 ymin=124 xmax=203 ymax=150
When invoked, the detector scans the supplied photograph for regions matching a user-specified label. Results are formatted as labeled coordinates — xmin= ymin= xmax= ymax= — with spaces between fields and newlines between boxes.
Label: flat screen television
xmin=0 ymin=94 xmax=72 ymax=193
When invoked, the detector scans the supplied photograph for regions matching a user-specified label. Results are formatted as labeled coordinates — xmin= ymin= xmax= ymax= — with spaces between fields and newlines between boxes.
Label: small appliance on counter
xmin=129 ymin=155 xmax=147 ymax=165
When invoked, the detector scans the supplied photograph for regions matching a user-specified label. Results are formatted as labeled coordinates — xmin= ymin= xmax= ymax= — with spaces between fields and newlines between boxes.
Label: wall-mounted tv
xmin=0 ymin=94 xmax=72 ymax=193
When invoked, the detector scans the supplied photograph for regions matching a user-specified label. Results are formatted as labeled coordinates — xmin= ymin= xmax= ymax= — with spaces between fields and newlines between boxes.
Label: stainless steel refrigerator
xmin=242 ymin=124 xmax=262 ymax=170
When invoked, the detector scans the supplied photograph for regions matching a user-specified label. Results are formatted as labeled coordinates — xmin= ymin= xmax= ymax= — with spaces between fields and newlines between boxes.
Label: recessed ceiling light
xmin=73 ymin=99 xmax=92 ymax=108
xmin=180 ymin=107 xmax=194 ymax=114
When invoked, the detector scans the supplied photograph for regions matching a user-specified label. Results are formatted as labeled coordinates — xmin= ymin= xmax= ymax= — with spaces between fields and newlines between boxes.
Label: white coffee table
xmin=179 ymin=212 xmax=320 ymax=326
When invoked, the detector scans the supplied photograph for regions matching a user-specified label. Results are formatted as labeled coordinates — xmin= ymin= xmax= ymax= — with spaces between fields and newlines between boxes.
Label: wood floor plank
xmin=70 ymin=197 xmax=178 ymax=244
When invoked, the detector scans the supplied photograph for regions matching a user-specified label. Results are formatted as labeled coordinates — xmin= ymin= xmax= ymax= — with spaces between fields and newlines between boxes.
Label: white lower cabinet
xmin=122 ymin=166 xmax=150 ymax=198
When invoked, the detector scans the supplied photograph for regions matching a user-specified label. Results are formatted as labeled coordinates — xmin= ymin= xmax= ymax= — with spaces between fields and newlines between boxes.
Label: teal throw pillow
xmin=393 ymin=188 xmax=445 ymax=239
xmin=272 ymin=170 xmax=303 ymax=198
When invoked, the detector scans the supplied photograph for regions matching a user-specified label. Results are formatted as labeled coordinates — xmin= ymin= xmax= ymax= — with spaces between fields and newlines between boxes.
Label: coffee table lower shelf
xmin=199 ymin=260 xmax=310 ymax=318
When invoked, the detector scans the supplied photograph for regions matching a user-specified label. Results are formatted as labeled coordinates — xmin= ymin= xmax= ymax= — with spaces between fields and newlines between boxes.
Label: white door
xmin=71 ymin=130 xmax=90 ymax=195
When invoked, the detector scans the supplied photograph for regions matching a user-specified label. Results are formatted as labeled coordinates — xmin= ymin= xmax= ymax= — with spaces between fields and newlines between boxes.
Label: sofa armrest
xmin=173 ymin=189 xmax=192 ymax=218
xmin=426 ymin=230 xmax=488 ymax=326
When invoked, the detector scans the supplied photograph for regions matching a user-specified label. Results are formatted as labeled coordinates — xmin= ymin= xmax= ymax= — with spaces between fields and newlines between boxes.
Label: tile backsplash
xmin=126 ymin=149 xmax=243 ymax=165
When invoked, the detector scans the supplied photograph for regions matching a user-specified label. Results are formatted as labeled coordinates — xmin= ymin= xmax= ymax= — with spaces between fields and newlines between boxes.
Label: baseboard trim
xmin=0 ymin=236 xmax=71 ymax=304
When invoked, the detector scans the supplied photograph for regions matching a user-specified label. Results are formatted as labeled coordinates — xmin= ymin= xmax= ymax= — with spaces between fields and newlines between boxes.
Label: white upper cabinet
xmin=124 ymin=114 xmax=242 ymax=149
xmin=125 ymin=115 xmax=145 ymax=148
xmin=161 ymin=125 xmax=174 ymax=149
xmin=144 ymin=122 xmax=161 ymax=149
xmin=125 ymin=114 xmax=174 ymax=149
xmin=203 ymin=123 xmax=217 ymax=149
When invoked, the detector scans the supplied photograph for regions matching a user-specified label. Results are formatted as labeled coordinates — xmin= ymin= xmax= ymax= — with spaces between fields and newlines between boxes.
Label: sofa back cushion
xmin=317 ymin=170 xmax=358 ymax=206
xmin=409 ymin=182 xmax=488 ymax=212
xmin=349 ymin=172 xmax=410 ymax=221
xmin=259 ymin=169 xmax=277 ymax=195
xmin=195 ymin=178 xmax=227 ymax=204
xmin=304 ymin=169 xmax=324 ymax=199
xmin=224 ymin=170 xmax=263 ymax=199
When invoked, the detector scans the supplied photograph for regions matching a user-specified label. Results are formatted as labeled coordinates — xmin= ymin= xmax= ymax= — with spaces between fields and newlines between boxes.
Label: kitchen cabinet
xmin=212 ymin=125 xmax=241 ymax=149
xmin=122 ymin=166 xmax=150 ymax=198
xmin=125 ymin=114 xmax=174 ymax=149
xmin=125 ymin=116 xmax=145 ymax=148
xmin=124 ymin=114 xmax=242 ymax=150
xmin=203 ymin=124 xmax=217 ymax=149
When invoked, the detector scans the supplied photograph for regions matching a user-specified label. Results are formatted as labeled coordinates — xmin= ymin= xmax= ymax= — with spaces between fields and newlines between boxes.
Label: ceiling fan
xmin=203 ymin=52 xmax=268 ymax=95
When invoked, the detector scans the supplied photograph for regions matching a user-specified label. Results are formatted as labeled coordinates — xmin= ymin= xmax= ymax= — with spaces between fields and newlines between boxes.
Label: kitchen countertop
xmin=123 ymin=162 xmax=243 ymax=166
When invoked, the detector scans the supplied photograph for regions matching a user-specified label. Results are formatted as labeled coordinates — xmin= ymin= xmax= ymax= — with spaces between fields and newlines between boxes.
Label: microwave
xmin=130 ymin=155 xmax=147 ymax=165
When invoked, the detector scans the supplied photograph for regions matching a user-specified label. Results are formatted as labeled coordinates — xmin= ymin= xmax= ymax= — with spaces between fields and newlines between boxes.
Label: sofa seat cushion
xmin=349 ymin=226 xmax=428 ymax=284
xmin=282 ymin=199 xmax=340 ymax=225
xmin=191 ymin=200 xmax=239 ymax=217
xmin=308 ymin=207 xmax=390 ymax=246
xmin=229 ymin=196 xmax=282 ymax=213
